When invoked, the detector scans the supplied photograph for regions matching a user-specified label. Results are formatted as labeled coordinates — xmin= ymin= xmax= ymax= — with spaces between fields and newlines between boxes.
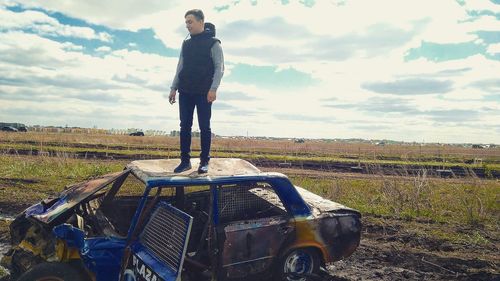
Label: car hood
xmin=25 ymin=170 xmax=128 ymax=224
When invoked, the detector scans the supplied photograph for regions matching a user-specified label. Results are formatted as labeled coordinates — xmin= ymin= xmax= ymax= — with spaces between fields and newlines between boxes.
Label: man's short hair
xmin=185 ymin=9 xmax=204 ymax=21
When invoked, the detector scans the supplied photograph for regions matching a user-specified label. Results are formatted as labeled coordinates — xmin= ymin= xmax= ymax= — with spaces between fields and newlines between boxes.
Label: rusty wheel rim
xmin=283 ymin=249 xmax=314 ymax=281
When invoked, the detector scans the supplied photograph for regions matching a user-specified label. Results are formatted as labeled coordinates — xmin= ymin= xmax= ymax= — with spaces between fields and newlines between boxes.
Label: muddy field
xmin=1 ymin=133 xmax=499 ymax=180
xmin=0 ymin=173 xmax=498 ymax=281
xmin=0 ymin=133 xmax=498 ymax=280
xmin=325 ymin=217 xmax=499 ymax=281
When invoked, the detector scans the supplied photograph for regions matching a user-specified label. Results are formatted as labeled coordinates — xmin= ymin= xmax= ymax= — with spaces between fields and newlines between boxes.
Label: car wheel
xmin=17 ymin=262 xmax=89 ymax=281
xmin=279 ymin=248 xmax=320 ymax=281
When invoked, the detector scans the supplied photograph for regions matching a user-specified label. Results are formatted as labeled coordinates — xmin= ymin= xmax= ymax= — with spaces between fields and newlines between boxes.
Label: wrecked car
xmin=1 ymin=158 xmax=361 ymax=281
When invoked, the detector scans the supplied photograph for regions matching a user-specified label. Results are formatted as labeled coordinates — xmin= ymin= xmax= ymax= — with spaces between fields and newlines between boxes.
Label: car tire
xmin=278 ymin=248 xmax=321 ymax=281
xmin=16 ymin=262 xmax=89 ymax=281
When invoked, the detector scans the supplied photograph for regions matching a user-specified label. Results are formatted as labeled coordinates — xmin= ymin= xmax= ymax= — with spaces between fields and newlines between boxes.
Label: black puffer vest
xmin=178 ymin=29 xmax=220 ymax=95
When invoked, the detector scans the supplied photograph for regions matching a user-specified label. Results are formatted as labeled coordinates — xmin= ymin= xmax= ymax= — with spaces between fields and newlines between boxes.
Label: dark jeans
xmin=179 ymin=91 xmax=212 ymax=162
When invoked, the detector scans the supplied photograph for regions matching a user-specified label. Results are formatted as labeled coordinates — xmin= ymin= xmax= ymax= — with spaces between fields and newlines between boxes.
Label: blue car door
xmin=122 ymin=202 xmax=193 ymax=281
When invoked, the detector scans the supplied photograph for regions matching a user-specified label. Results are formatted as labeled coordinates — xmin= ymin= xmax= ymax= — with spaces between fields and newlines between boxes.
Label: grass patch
xmin=0 ymin=154 xmax=498 ymax=228
xmin=0 ymin=154 xmax=498 ymax=243
xmin=361 ymin=215 xmax=496 ymax=251
xmin=290 ymin=173 xmax=499 ymax=227
xmin=1 ymin=142 xmax=498 ymax=171
xmin=0 ymin=155 xmax=125 ymax=212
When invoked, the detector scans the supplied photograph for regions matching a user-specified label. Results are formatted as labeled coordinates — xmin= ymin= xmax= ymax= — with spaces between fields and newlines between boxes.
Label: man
xmin=169 ymin=9 xmax=224 ymax=174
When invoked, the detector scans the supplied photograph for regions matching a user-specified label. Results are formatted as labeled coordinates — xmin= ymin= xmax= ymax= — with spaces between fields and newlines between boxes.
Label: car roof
xmin=126 ymin=158 xmax=289 ymax=187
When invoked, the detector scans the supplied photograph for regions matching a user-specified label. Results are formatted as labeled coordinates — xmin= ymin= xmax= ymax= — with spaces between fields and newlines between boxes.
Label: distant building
xmin=28 ymin=125 xmax=106 ymax=134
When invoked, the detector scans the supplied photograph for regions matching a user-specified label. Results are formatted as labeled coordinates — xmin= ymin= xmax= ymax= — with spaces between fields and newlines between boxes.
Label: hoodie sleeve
xmin=170 ymin=47 xmax=183 ymax=91
xmin=210 ymin=41 xmax=224 ymax=91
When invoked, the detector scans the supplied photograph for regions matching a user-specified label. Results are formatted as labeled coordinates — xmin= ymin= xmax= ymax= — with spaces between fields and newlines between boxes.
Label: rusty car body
xmin=1 ymin=158 xmax=361 ymax=281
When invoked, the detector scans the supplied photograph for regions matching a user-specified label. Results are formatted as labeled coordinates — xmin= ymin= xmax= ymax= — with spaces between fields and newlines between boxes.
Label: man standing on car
xmin=169 ymin=9 xmax=224 ymax=174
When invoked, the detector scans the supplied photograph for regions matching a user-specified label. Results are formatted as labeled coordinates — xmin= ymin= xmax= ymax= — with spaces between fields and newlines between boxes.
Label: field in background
xmin=0 ymin=132 xmax=498 ymax=280
xmin=1 ymin=132 xmax=499 ymax=171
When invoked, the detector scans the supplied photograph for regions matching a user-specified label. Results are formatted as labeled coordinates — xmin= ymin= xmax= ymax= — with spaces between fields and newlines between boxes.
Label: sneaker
xmin=198 ymin=161 xmax=209 ymax=174
xmin=174 ymin=161 xmax=192 ymax=173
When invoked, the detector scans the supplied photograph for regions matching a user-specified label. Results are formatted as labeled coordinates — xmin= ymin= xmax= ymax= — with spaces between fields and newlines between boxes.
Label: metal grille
xmin=140 ymin=204 xmax=192 ymax=272
xmin=218 ymin=184 xmax=285 ymax=221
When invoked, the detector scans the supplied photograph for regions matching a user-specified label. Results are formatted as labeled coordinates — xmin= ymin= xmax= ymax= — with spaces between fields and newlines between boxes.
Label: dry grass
xmin=291 ymin=169 xmax=499 ymax=227
xmin=0 ymin=152 xmax=497 ymax=263
xmin=1 ymin=132 xmax=499 ymax=164
xmin=0 ymin=132 xmax=498 ymax=247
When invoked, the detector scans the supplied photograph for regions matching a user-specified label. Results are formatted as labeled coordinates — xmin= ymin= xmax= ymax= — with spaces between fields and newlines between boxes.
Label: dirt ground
xmin=323 ymin=216 xmax=499 ymax=281
xmin=1 ymin=214 xmax=498 ymax=281
xmin=0 ymin=166 xmax=498 ymax=280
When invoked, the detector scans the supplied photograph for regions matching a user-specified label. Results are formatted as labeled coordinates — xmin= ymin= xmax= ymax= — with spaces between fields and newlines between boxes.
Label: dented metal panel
xmin=291 ymin=212 xmax=361 ymax=263
xmin=53 ymin=224 xmax=126 ymax=281
xmin=219 ymin=216 xmax=291 ymax=279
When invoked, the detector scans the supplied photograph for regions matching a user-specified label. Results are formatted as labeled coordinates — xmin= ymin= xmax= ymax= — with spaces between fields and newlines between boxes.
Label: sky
xmin=0 ymin=0 xmax=499 ymax=144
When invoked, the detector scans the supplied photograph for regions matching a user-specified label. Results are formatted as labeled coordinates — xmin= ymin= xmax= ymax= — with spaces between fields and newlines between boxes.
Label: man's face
xmin=185 ymin=14 xmax=204 ymax=35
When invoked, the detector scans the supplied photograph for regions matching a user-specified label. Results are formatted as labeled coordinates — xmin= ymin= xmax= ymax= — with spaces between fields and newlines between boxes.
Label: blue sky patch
xmin=362 ymin=79 xmax=453 ymax=95
xmin=483 ymin=94 xmax=499 ymax=101
xmin=405 ymin=41 xmax=488 ymax=62
xmin=475 ymin=31 xmax=500 ymax=44
xmin=225 ymin=64 xmax=316 ymax=89
xmin=467 ymin=9 xmax=500 ymax=20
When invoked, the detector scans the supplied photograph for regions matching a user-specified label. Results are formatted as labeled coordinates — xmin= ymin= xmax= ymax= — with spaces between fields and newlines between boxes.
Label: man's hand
xmin=169 ymin=89 xmax=177 ymax=104
xmin=207 ymin=90 xmax=217 ymax=103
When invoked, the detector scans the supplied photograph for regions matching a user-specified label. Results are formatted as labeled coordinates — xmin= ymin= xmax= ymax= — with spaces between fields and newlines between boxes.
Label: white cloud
xmin=97 ymin=32 xmax=113 ymax=43
xmin=0 ymin=6 xmax=112 ymax=42
xmin=5 ymin=1 xmax=494 ymax=62
xmin=487 ymin=43 xmax=500 ymax=55
xmin=95 ymin=46 xmax=111 ymax=52
xmin=0 ymin=31 xmax=181 ymax=130
xmin=0 ymin=0 xmax=499 ymax=143
xmin=8 ymin=0 xmax=180 ymax=28
xmin=61 ymin=42 xmax=83 ymax=51
xmin=462 ymin=0 xmax=500 ymax=13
